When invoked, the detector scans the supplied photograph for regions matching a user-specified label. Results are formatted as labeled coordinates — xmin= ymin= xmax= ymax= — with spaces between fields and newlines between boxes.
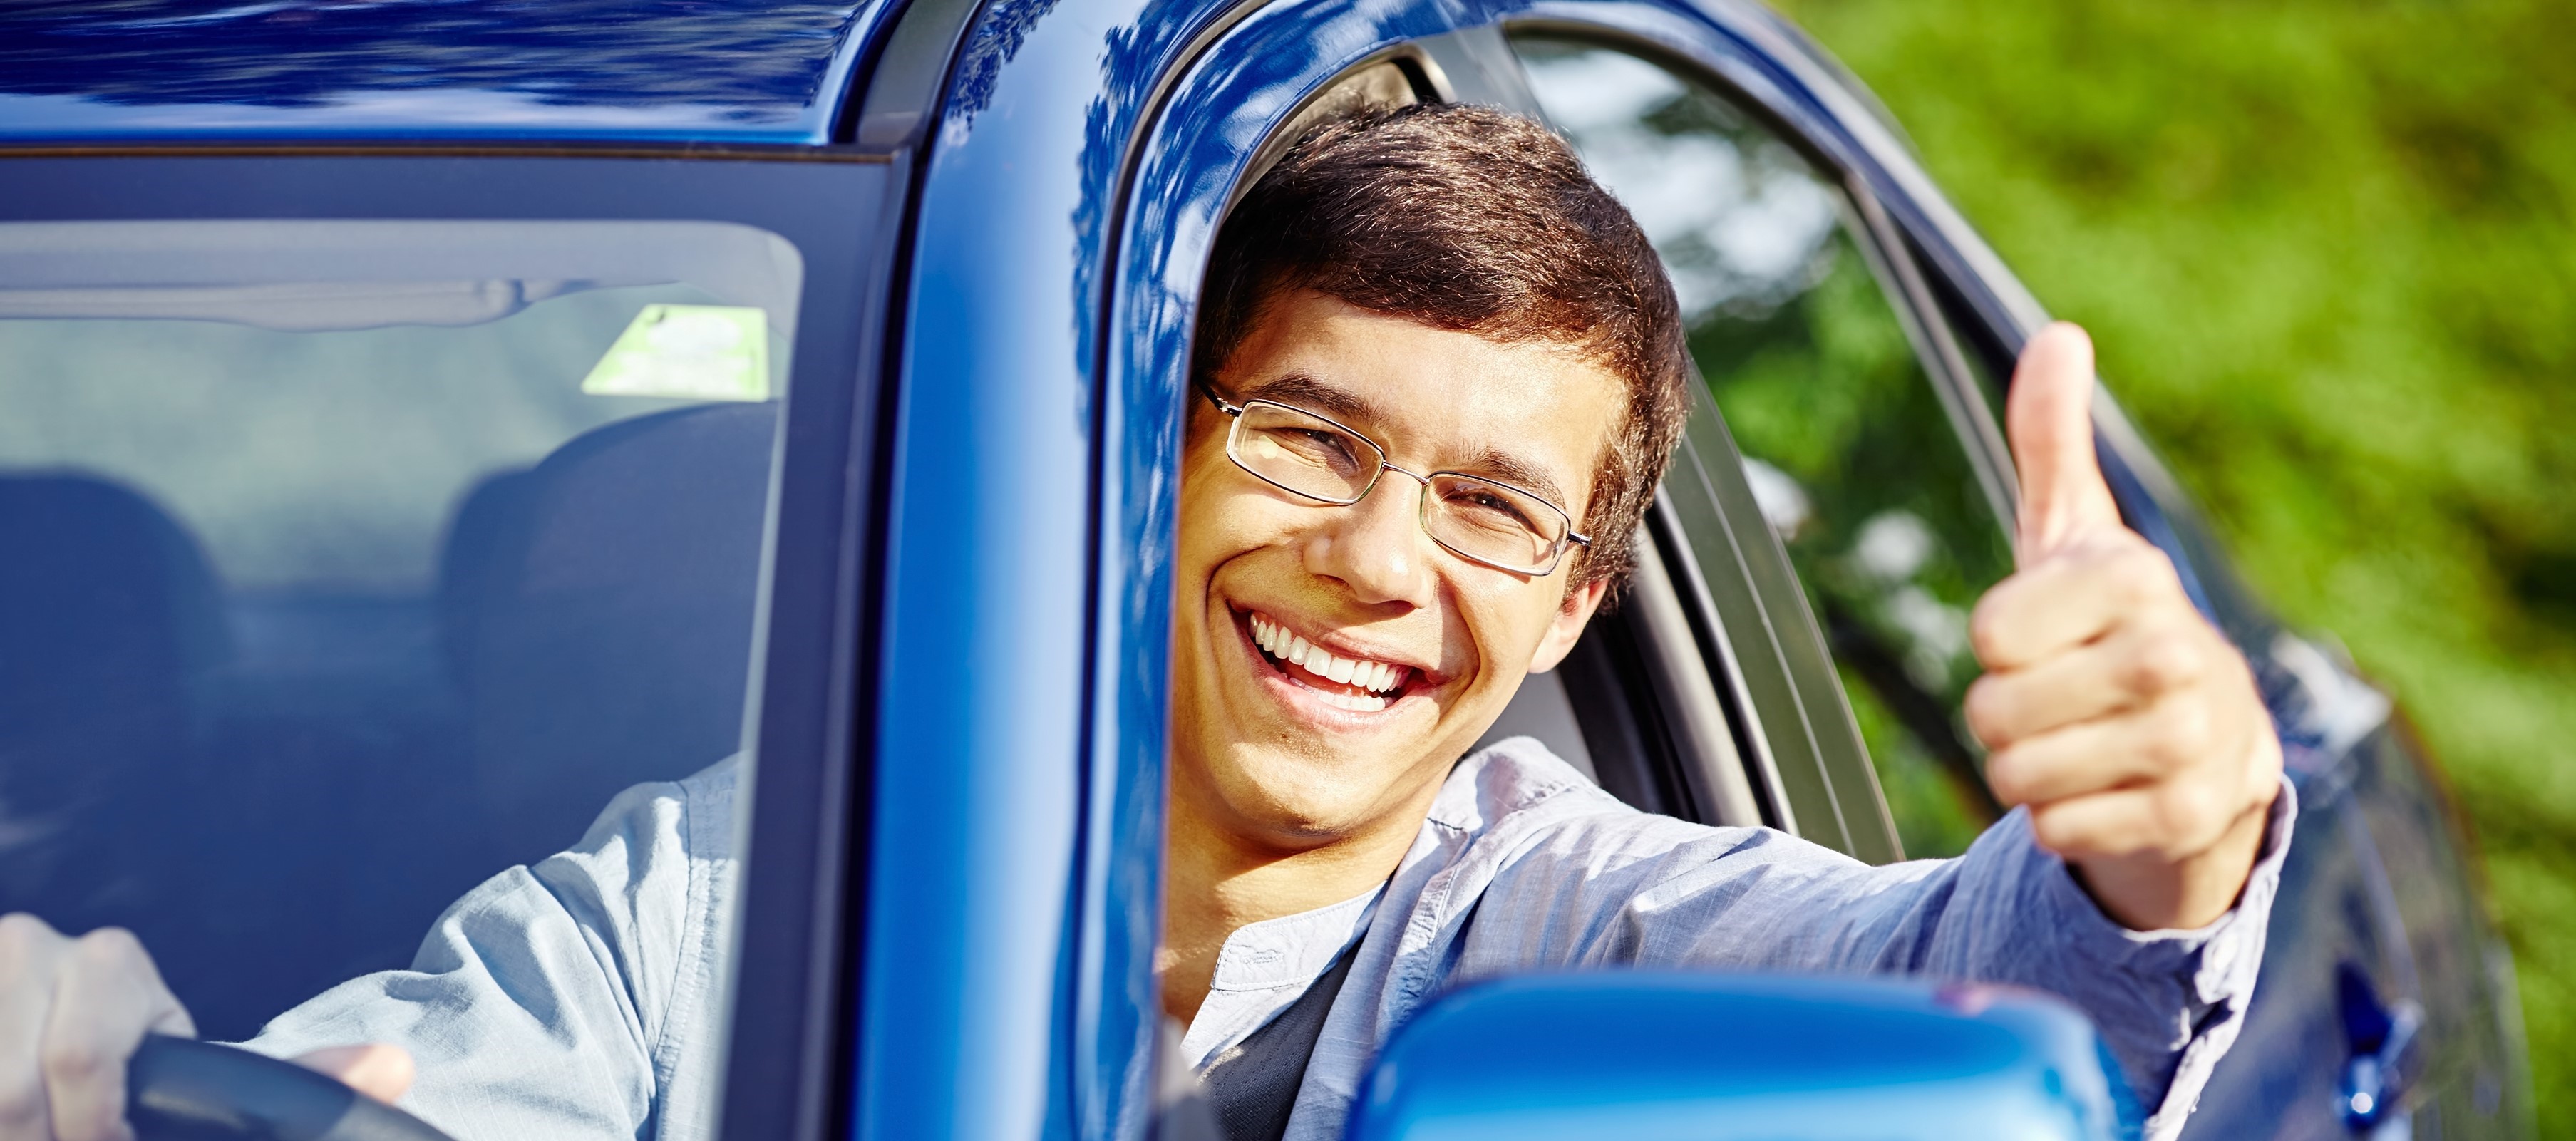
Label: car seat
xmin=0 ymin=474 xmax=227 ymax=930
xmin=441 ymin=402 xmax=779 ymax=870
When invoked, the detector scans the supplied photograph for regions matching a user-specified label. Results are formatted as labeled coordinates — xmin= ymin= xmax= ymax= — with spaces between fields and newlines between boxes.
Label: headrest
xmin=0 ymin=474 xmax=225 ymax=915
xmin=0 ymin=473 xmax=225 ymax=735
xmin=441 ymin=403 xmax=778 ymax=863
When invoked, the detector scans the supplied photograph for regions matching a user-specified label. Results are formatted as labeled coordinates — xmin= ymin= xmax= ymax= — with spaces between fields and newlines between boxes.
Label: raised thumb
xmin=2006 ymin=321 xmax=2123 ymax=564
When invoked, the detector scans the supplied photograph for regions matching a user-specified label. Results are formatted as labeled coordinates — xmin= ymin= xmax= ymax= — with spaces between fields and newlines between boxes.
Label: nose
xmin=1302 ymin=468 xmax=1436 ymax=607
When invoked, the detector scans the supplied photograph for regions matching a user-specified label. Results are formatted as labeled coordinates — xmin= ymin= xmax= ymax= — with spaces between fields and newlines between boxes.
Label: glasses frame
xmin=1199 ymin=385 xmax=1592 ymax=577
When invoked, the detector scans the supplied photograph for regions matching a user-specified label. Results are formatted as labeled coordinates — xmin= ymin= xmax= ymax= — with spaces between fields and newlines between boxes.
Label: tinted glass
xmin=0 ymin=220 xmax=797 ymax=1038
xmin=1515 ymin=39 xmax=2013 ymax=858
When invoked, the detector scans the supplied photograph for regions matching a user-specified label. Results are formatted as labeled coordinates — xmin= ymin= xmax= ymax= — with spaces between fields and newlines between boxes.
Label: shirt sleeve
xmin=237 ymin=758 xmax=738 ymax=1141
xmin=1478 ymin=775 xmax=2297 ymax=1140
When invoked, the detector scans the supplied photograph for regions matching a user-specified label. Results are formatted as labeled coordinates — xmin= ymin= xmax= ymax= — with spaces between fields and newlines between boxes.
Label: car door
xmin=1495 ymin=25 xmax=2517 ymax=1141
xmin=859 ymin=0 xmax=2522 ymax=1132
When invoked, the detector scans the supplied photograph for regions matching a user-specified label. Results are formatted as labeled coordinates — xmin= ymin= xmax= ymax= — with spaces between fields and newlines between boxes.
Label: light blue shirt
xmin=245 ymin=739 xmax=2292 ymax=1141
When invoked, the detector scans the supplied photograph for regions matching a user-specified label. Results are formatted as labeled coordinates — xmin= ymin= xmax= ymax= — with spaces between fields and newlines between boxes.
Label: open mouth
xmin=1241 ymin=609 xmax=1416 ymax=713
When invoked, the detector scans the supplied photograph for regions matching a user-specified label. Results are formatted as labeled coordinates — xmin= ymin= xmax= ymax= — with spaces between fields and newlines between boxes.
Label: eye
xmin=1443 ymin=482 xmax=1542 ymax=532
xmin=1261 ymin=425 xmax=1363 ymax=471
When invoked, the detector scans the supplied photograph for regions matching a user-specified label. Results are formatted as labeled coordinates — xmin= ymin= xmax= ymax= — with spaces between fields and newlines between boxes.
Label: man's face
xmin=1170 ymin=289 xmax=1625 ymax=852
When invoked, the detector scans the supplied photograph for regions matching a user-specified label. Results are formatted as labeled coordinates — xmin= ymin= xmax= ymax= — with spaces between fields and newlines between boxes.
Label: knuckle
xmin=2110 ymin=546 xmax=2179 ymax=603
xmin=38 ymin=1032 xmax=110 ymax=1090
xmin=2170 ymin=698 xmax=2219 ymax=753
xmin=1968 ymin=592 xmax=2017 ymax=666
xmin=2145 ymin=702 xmax=2212 ymax=768
xmin=1984 ymin=750 xmax=2029 ymax=805
xmin=0 ymin=914 xmax=58 ymax=974
xmin=68 ymin=929 xmax=141 ymax=972
xmin=1962 ymin=679 xmax=2011 ymax=748
xmin=2025 ymin=807 xmax=2071 ymax=853
xmin=2155 ymin=780 xmax=2221 ymax=843
xmin=2030 ymin=805 xmax=2102 ymax=857
xmin=2127 ymin=629 xmax=2205 ymax=693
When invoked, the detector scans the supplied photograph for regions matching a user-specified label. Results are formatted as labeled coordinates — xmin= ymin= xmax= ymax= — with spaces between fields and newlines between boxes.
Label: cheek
xmin=1448 ymin=579 xmax=1559 ymax=685
xmin=1176 ymin=436 xmax=1242 ymax=557
xmin=1177 ymin=444 xmax=1301 ymax=582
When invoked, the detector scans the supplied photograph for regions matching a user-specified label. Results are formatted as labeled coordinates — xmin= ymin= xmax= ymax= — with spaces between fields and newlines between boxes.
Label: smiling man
xmin=1153 ymin=105 xmax=2288 ymax=1141
xmin=0 ymin=103 xmax=2285 ymax=1141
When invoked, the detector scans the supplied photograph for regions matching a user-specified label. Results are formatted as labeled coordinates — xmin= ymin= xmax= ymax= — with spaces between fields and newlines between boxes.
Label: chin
xmin=1195 ymin=739 xmax=1418 ymax=845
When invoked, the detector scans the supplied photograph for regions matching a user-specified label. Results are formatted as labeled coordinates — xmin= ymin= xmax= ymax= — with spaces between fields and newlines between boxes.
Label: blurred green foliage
xmin=1699 ymin=236 xmax=2012 ymax=862
xmin=1768 ymin=0 xmax=2576 ymax=1127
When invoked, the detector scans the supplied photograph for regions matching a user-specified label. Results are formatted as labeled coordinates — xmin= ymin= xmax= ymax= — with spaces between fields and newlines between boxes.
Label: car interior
xmin=0 ymin=223 xmax=790 ymax=1043
xmin=0 ymin=398 xmax=778 ymax=1040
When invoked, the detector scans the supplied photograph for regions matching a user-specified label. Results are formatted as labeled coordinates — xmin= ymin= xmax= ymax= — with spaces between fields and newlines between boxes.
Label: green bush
xmin=1766 ymin=0 xmax=2576 ymax=1128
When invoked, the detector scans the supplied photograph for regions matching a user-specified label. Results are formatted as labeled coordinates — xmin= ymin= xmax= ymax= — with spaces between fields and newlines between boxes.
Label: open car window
xmin=0 ymin=219 xmax=797 ymax=1040
xmin=1511 ymin=37 xmax=2016 ymax=859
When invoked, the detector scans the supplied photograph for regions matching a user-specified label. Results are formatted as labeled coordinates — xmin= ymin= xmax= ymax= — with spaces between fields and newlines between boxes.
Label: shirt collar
xmin=1207 ymin=882 xmax=1384 ymax=993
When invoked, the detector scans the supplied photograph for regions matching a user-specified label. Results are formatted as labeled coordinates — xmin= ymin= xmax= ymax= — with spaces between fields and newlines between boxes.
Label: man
xmin=0 ymin=104 xmax=2285 ymax=1141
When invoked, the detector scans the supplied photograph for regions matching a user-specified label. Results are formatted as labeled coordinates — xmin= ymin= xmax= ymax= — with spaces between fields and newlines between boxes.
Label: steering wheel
xmin=127 ymin=1036 xmax=456 ymax=1141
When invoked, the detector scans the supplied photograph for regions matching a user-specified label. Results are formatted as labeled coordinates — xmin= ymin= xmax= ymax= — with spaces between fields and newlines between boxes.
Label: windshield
xmin=0 ymin=219 xmax=800 ymax=1043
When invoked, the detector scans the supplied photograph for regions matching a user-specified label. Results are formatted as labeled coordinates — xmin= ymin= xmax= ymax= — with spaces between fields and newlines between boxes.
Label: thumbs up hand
xmin=1962 ymin=324 xmax=2282 ymax=931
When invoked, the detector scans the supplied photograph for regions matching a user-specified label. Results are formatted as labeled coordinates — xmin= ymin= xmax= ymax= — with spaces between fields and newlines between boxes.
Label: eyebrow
xmin=1240 ymin=371 xmax=1378 ymax=425
xmin=1239 ymin=371 xmax=1578 ymax=513
xmin=1463 ymin=448 xmax=1573 ymax=516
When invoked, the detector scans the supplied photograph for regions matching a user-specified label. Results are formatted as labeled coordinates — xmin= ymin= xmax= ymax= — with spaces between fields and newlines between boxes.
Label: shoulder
xmin=1427 ymin=737 xmax=1706 ymax=845
xmin=554 ymin=755 xmax=741 ymax=872
xmin=523 ymin=755 xmax=741 ymax=944
xmin=1428 ymin=738 xmax=1835 ymax=869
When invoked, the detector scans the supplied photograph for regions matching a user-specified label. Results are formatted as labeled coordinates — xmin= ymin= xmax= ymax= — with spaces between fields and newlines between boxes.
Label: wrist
xmin=2074 ymin=795 xmax=2274 ymax=931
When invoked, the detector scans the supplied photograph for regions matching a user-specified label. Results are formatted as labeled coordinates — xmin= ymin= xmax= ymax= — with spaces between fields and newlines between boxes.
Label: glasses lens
xmin=1231 ymin=402 xmax=1381 ymax=502
xmin=1425 ymin=473 xmax=1565 ymax=573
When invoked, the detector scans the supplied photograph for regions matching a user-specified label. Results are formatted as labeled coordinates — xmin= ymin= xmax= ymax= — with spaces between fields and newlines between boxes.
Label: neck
xmin=1156 ymin=775 xmax=1440 ymax=1025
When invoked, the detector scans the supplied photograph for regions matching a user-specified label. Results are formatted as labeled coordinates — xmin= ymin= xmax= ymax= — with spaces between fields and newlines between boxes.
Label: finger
xmin=2026 ymin=785 xmax=2160 ymax=860
xmin=1982 ymin=694 xmax=2218 ymax=808
xmin=0 ymin=914 xmax=70 ymax=1140
xmin=292 ymin=1045 xmax=415 ymax=1105
xmin=1969 ymin=537 xmax=2183 ymax=670
xmin=2024 ymin=770 xmax=2238 ymax=863
xmin=1967 ymin=616 xmax=2215 ymax=747
xmin=2006 ymin=322 xmax=2124 ymax=563
xmin=41 ymin=929 xmax=188 ymax=1141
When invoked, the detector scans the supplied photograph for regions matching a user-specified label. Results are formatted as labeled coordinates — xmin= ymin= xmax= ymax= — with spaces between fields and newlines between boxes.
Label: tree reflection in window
xmin=1519 ymin=38 xmax=2014 ymax=858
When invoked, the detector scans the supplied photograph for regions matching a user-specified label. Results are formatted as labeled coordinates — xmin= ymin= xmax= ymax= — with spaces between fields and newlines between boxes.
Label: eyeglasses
xmin=1201 ymin=386 xmax=1591 ymax=577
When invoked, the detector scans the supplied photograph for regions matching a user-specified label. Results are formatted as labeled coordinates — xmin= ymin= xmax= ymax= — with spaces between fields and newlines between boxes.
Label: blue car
xmin=0 ymin=1 xmax=2530 ymax=1139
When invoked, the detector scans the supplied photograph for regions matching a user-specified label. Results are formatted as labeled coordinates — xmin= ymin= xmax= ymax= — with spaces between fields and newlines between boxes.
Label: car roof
xmin=0 ymin=0 xmax=890 ymax=146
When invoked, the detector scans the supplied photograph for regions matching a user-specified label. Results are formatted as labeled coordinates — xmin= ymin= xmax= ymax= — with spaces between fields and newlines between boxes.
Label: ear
xmin=1527 ymin=576 xmax=1610 ymax=674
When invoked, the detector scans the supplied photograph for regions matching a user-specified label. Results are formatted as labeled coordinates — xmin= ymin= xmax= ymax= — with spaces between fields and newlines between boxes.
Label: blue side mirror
xmin=1345 ymin=972 xmax=2140 ymax=1141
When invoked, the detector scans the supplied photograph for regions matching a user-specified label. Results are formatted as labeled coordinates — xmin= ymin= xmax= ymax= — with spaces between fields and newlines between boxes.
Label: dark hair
xmin=1194 ymin=101 xmax=1691 ymax=594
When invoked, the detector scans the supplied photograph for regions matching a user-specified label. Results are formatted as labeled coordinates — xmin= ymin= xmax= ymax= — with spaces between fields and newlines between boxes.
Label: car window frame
xmin=0 ymin=148 xmax=896 ymax=1141
xmin=1498 ymin=24 xmax=2046 ymax=862
xmin=1495 ymin=24 xmax=1907 ymax=859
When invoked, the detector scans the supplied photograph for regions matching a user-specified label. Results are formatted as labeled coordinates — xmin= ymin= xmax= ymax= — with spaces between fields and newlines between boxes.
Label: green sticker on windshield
xmin=581 ymin=304 xmax=771 ymax=401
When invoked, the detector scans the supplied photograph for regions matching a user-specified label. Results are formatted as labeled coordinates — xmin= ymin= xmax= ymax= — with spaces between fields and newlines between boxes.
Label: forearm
xmin=1959 ymin=781 xmax=2297 ymax=1136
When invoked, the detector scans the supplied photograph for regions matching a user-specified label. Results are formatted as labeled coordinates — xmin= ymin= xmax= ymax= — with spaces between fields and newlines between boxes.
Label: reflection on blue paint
xmin=0 ymin=0 xmax=885 ymax=144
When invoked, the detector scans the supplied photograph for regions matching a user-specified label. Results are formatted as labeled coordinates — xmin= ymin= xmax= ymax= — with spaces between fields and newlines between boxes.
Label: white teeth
xmin=1316 ymin=688 xmax=1390 ymax=713
xmin=1246 ymin=611 xmax=1411 ymax=698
